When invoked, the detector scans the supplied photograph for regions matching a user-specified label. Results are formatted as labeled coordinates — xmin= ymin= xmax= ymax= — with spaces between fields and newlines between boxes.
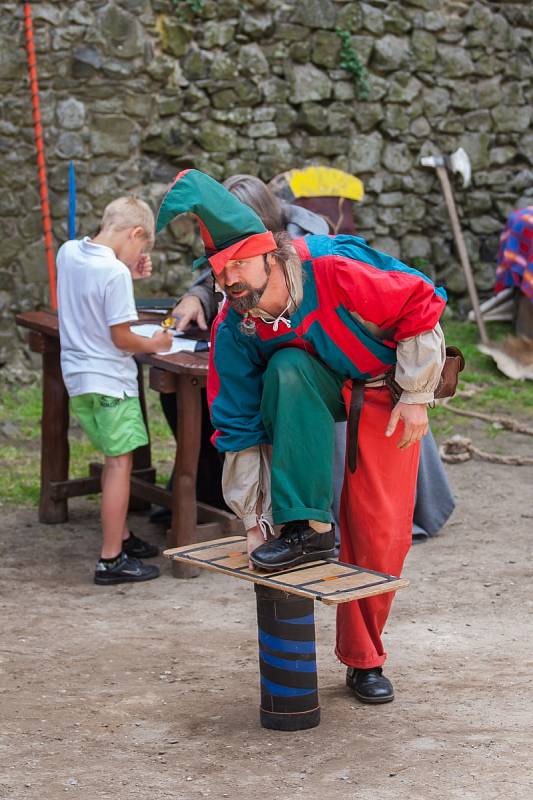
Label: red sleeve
xmin=323 ymin=255 xmax=446 ymax=341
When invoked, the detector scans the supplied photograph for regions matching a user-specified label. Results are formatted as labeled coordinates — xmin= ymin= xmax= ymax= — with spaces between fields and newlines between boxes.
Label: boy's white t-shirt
xmin=57 ymin=237 xmax=139 ymax=398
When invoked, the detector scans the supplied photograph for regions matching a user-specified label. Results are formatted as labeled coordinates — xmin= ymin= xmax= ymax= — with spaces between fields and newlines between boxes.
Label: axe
xmin=421 ymin=147 xmax=489 ymax=345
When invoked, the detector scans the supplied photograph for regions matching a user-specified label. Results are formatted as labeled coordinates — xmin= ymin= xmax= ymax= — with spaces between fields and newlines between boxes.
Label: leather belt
xmin=347 ymin=379 xmax=365 ymax=473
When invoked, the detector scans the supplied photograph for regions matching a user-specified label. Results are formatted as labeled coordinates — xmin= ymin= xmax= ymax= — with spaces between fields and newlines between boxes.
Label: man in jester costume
xmin=157 ymin=170 xmax=447 ymax=704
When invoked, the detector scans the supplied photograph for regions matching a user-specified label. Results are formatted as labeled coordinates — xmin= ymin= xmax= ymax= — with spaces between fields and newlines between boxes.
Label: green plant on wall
xmin=171 ymin=0 xmax=203 ymax=18
xmin=336 ymin=29 xmax=370 ymax=101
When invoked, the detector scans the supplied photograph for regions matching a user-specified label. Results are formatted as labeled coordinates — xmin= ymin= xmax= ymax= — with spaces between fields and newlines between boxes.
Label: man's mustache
xmin=226 ymin=282 xmax=251 ymax=294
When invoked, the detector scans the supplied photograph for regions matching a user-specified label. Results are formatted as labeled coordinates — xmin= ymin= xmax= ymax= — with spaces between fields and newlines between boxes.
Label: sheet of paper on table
xmin=131 ymin=324 xmax=209 ymax=355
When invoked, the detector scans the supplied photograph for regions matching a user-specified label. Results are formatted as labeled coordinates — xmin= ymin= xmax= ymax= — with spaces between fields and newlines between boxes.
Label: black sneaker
xmin=149 ymin=507 xmax=172 ymax=526
xmin=346 ymin=667 xmax=394 ymax=704
xmin=123 ymin=532 xmax=159 ymax=559
xmin=249 ymin=521 xmax=335 ymax=572
xmin=94 ymin=553 xmax=160 ymax=585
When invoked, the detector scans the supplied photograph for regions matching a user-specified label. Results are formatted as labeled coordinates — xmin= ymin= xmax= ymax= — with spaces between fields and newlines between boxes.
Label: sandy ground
xmin=1 ymin=436 xmax=533 ymax=800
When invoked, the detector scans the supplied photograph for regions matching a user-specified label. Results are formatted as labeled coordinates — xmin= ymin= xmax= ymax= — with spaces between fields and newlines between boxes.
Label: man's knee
xmin=264 ymin=348 xmax=315 ymax=392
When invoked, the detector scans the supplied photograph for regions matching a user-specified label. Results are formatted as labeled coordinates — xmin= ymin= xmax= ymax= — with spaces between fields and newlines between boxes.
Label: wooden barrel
xmin=255 ymin=584 xmax=320 ymax=731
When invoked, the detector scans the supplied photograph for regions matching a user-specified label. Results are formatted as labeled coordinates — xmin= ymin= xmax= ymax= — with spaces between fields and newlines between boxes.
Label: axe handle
xmin=436 ymin=166 xmax=489 ymax=346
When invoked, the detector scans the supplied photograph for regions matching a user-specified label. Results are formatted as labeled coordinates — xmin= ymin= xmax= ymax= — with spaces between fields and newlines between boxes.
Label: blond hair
xmin=271 ymin=230 xmax=304 ymax=309
xmin=100 ymin=196 xmax=155 ymax=246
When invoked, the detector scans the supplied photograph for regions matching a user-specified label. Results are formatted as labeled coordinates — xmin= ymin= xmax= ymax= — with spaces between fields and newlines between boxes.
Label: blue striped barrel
xmin=255 ymin=585 xmax=320 ymax=731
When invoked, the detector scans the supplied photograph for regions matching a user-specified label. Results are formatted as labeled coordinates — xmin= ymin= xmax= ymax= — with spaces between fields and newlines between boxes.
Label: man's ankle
xmin=309 ymin=520 xmax=332 ymax=533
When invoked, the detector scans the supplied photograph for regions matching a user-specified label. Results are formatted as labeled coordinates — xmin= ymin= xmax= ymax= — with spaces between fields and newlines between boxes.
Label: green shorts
xmin=70 ymin=393 xmax=149 ymax=457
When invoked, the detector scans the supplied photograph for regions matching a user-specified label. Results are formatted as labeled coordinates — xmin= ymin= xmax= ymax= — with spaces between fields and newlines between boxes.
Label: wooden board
xmin=164 ymin=536 xmax=409 ymax=605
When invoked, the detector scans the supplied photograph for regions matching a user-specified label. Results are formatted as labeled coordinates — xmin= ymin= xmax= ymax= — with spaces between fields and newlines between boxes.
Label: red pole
xmin=23 ymin=2 xmax=57 ymax=310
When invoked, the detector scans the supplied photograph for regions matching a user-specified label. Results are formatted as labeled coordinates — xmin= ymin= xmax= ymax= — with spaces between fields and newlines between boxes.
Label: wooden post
xmin=436 ymin=165 xmax=489 ymax=345
xmin=169 ymin=374 xmax=202 ymax=579
xmin=39 ymin=345 xmax=69 ymax=523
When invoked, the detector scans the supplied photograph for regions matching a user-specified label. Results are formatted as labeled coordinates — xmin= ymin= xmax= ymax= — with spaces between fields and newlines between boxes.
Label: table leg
xmin=130 ymin=362 xmax=153 ymax=511
xmin=169 ymin=375 xmax=202 ymax=579
xmin=39 ymin=349 xmax=70 ymax=523
xmin=255 ymin=585 xmax=320 ymax=730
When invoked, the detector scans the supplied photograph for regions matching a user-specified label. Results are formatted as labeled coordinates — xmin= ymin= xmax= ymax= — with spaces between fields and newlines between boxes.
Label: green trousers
xmin=260 ymin=348 xmax=346 ymax=525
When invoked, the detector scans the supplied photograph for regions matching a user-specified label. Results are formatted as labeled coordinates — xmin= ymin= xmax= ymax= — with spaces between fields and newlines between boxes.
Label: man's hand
xmin=385 ymin=401 xmax=429 ymax=449
xmin=149 ymin=330 xmax=173 ymax=353
xmin=172 ymin=295 xmax=207 ymax=332
xmin=131 ymin=254 xmax=152 ymax=280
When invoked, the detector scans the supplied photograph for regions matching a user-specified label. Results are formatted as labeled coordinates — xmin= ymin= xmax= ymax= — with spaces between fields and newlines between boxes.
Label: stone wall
xmin=1 ymin=0 xmax=533 ymax=368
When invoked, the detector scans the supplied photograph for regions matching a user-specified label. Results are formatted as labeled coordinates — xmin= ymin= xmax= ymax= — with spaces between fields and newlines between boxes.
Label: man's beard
xmin=226 ymin=279 xmax=268 ymax=313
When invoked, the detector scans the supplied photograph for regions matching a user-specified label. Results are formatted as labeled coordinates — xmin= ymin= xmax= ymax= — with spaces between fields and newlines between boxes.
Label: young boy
xmin=57 ymin=196 xmax=172 ymax=585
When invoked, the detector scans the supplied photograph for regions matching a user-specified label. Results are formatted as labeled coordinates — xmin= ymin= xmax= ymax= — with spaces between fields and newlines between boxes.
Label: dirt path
xmin=1 ymin=453 xmax=532 ymax=800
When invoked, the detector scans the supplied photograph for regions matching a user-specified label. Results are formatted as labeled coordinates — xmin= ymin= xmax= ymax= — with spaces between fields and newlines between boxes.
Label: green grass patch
xmin=440 ymin=319 xmax=533 ymax=410
xmin=429 ymin=319 xmax=533 ymax=437
xmin=0 ymin=381 xmax=174 ymax=508
xmin=0 ymin=384 xmax=43 ymax=440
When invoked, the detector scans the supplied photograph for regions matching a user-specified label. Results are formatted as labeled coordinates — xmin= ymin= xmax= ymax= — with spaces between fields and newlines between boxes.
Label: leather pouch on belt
xmin=433 ymin=346 xmax=465 ymax=399
xmin=384 ymin=345 xmax=466 ymax=405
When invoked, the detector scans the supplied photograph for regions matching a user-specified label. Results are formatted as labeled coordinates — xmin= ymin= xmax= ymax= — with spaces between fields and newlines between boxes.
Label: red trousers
xmin=335 ymin=385 xmax=420 ymax=669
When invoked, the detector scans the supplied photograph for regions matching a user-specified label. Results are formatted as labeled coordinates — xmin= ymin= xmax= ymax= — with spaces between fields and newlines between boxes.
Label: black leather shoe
xmin=250 ymin=521 xmax=335 ymax=572
xmin=346 ymin=667 xmax=394 ymax=704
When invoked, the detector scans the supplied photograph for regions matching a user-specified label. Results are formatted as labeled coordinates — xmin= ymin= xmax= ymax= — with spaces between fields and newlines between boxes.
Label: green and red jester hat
xmin=156 ymin=169 xmax=277 ymax=274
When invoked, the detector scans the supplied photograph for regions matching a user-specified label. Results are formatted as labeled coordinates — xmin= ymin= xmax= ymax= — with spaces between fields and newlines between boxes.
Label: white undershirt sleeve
xmin=395 ymin=323 xmax=446 ymax=404
xmin=222 ymin=445 xmax=273 ymax=534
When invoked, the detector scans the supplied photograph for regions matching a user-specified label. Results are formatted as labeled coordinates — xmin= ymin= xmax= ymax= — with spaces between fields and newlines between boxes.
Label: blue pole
xmin=68 ymin=160 xmax=76 ymax=240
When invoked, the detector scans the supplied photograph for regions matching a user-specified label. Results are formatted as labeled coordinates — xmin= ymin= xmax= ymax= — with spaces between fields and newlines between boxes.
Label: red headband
xmin=208 ymin=231 xmax=277 ymax=275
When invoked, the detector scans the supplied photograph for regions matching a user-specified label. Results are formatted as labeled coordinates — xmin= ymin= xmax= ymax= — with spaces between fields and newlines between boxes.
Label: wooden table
xmin=15 ymin=310 xmax=240 ymax=578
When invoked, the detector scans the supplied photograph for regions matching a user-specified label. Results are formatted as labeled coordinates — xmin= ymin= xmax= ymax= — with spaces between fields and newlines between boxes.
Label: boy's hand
xmin=149 ymin=330 xmax=173 ymax=353
xmin=172 ymin=295 xmax=207 ymax=332
xmin=110 ymin=323 xmax=172 ymax=354
xmin=131 ymin=254 xmax=152 ymax=280
xmin=385 ymin=402 xmax=428 ymax=449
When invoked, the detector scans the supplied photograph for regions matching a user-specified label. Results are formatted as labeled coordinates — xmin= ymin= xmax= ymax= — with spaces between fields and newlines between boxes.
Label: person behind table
xmin=156 ymin=170 xmax=447 ymax=704
xmin=57 ymin=196 xmax=173 ymax=585
xmin=153 ymin=175 xmax=330 ymax=518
